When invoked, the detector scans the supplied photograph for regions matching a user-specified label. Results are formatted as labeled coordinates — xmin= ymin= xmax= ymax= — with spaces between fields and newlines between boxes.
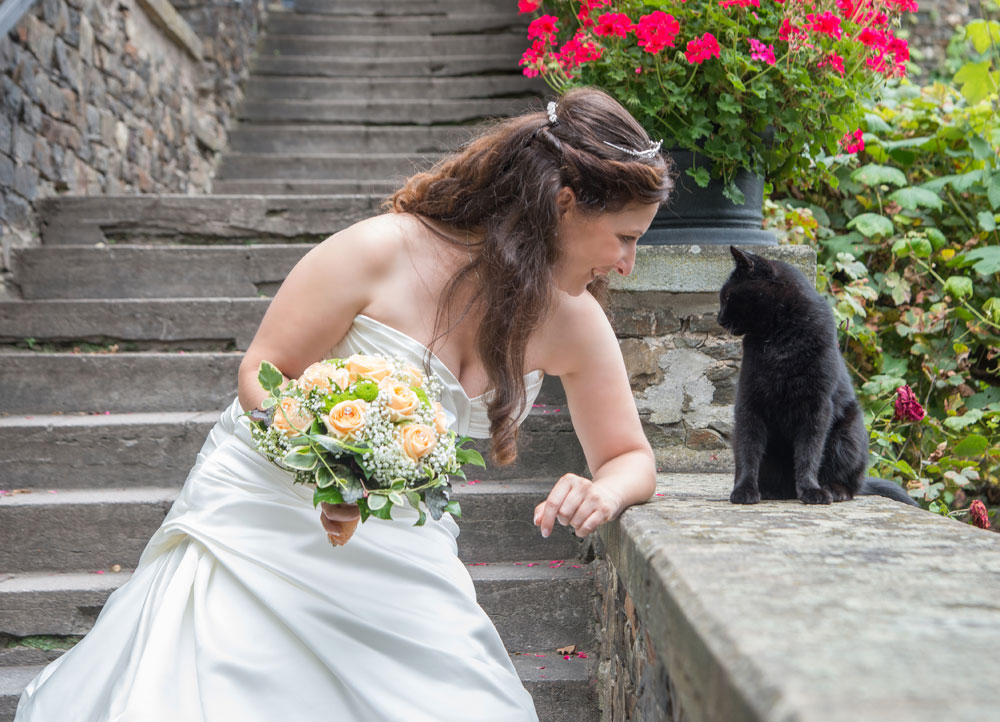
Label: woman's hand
xmin=320 ymin=502 xmax=361 ymax=546
xmin=533 ymin=473 xmax=624 ymax=539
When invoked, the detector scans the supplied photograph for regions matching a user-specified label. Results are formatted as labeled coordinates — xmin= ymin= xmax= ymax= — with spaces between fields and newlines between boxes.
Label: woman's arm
xmin=237 ymin=217 xmax=400 ymax=412
xmin=533 ymin=294 xmax=656 ymax=539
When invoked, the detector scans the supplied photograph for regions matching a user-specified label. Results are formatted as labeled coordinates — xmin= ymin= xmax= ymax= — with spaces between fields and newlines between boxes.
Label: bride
xmin=15 ymin=88 xmax=672 ymax=721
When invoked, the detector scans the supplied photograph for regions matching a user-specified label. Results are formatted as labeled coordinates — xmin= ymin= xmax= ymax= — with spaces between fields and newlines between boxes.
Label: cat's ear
xmin=730 ymin=246 xmax=771 ymax=277
xmin=731 ymin=246 xmax=753 ymax=272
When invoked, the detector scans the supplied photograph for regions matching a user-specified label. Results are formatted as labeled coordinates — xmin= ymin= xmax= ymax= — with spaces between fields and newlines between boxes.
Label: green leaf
xmin=951 ymin=170 xmax=985 ymax=193
xmin=258 ymin=361 xmax=284 ymax=393
xmin=316 ymin=465 xmax=335 ymax=489
xmin=851 ymin=164 xmax=907 ymax=188
xmin=424 ymin=485 xmax=452 ymax=521
xmin=977 ymin=211 xmax=997 ymax=232
xmin=863 ymin=112 xmax=891 ymax=133
xmin=848 ymin=213 xmax=895 ymax=238
xmin=455 ymin=447 xmax=486 ymax=468
xmin=888 ymin=187 xmax=943 ymax=211
xmin=686 ymin=165 xmax=711 ymax=188
xmin=966 ymin=20 xmax=1000 ymax=54
xmin=413 ymin=386 xmax=430 ymax=407
xmin=367 ymin=493 xmax=387 ymax=510
xmin=313 ymin=486 xmax=345 ymax=507
xmin=943 ymin=276 xmax=974 ymax=300
xmin=989 ymin=172 xmax=1000 ymax=211
xmin=954 ymin=61 xmax=998 ymax=104
xmin=388 ymin=491 xmax=406 ymax=507
xmin=952 ymin=434 xmax=989 ymax=457
xmin=891 ymin=235 xmax=932 ymax=258
xmin=282 ymin=448 xmax=318 ymax=471
xmin=444 ymin=500 xmax=462 ymax=518
xmin=983 ymin=297 xmax=1000 ymax=323
xmin=969 ymin=135 xmax=993 ymax=161
xmin=962 ymin=247 xmax=1000 ymax=274
xmin=261 ymin=396 xmax=277 ymax=410
xmin=924 ymin=227 xmax=947 ymax=250
xmin=943 ymin=409 xmax=985 ymax=431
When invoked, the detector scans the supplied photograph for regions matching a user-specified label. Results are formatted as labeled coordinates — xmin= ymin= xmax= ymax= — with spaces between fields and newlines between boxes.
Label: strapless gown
xmin=15 ymin=315 xmax=545 ymax=722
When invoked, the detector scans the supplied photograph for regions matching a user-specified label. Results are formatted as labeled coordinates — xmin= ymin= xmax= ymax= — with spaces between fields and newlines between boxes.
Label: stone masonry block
xmin=27 ymin=13 xmax=56 ymax=65
xmin=0 ymin=115 xmax=10 ymax=155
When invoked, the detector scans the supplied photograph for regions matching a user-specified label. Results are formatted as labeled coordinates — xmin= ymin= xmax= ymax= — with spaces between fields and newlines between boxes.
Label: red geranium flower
xmin=634 ymin=11 xmax=679 ymax=54
xmin=685 ymin=32 xmax=721 ymax=64
xmin=517 ymin=0 xmax=542 ymax=13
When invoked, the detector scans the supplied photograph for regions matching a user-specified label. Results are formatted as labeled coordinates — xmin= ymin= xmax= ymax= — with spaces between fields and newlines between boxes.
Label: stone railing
xmin=0 ymin=0 xmax=266 ymax=292
xmin=596 ymin=245 xmax=1000 ymax=722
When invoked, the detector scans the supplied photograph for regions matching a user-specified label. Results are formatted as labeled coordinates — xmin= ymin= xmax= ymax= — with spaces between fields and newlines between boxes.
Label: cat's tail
xmin=860 ymin=477 xmax=920 ymax=506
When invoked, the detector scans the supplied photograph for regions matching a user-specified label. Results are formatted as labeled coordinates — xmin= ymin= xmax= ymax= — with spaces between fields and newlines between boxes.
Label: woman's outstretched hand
xmin=533 ymin=473 xmax=624 ymax=539
xmin=320 ymin=502 xmax=361 ymax=546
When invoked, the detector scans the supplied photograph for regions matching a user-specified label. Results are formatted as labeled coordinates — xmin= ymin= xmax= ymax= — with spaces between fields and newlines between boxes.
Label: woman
xmin=15 ymin=88 xmax=672 ymax=721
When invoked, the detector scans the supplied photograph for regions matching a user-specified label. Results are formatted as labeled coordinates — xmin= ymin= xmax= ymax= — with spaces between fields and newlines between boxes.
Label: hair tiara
xmin=545 ymin=100 xmax=662 ymax=159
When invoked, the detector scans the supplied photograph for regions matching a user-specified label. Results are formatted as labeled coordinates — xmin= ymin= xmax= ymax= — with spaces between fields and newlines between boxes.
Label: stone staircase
xmin=0 ymin=1 xmax=606 ymax=720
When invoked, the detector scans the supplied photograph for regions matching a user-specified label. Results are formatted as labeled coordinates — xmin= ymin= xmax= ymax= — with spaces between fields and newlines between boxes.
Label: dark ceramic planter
xmin=641 ymin=150 xmax=777 ymax=246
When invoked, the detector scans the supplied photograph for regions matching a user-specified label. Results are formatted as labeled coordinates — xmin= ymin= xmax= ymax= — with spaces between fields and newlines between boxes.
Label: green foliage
xmin=522 ymin=0 xmax=917 ymax=198
xmin=770 ymin=21 xmax=1000 ymax=526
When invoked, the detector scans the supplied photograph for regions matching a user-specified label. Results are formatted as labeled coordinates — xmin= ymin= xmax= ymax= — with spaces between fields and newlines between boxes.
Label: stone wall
xmin=907 ymin=0 xmax=979 ymax=74
xmin=0 ymin=0 xmax=266 ymax=288
xmin=596 ymin=549 xmax=685 ymax=722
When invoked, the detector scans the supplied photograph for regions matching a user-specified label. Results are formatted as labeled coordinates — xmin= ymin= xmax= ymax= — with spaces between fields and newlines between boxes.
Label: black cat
xmin=718 ymin=246 xmax=917 ymax=506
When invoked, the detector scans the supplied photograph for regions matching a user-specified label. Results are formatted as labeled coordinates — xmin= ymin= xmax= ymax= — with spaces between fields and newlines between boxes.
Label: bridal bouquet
xmin=246 ymin=354 xmax=484 ymax=546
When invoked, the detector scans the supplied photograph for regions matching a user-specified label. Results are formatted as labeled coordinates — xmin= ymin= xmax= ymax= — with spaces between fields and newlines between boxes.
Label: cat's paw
xmin=730 ymin=485 xmax=761 ymax=505
xmin=798 ymin=487 xmax=833 ymax=505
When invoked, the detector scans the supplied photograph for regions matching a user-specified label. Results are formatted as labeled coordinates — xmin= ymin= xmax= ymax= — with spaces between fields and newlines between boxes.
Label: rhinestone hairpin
xmin=603 ymin=139 xmax=663 ymax=159
xmin=546 ymin=101 xmax=558 ymax=125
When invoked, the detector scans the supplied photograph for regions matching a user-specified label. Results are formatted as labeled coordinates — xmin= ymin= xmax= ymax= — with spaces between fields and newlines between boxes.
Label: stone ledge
xmin=598 ymin=473 xmax=1000 ymax=722
xmin=137 ymin=0 xmax=203 ymax=61
xmin=612 ymin=245 xmax=817 ymax=293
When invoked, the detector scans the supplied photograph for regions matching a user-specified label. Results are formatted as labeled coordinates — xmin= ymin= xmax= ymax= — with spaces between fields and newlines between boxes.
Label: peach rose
xmin=345 ymin=354 xmax=393 ymax=383
xmin=400 ymin=363 xmax=424 ymax=388
xmin=379 ymin=377 xmax=419 ymax=421
xmin=432 ymin=401 xmax=449 ymax=435
xmin=272 ymin=396 xmax=315 ymax=438
xmin=398 ymin=423 xmax=437 ymax=462
xmin=298 ymin=362 xmax=351 ymax=394
xmin=324 ymin=399 xmax=368 ymax=439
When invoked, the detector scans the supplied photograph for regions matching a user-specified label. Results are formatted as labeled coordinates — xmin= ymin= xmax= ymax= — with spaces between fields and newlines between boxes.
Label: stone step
xmin=0 ymin=561 xmax=598 ymax=650
xmin=227 ymin=124 xmax=468 ymax=154
xmin=0 ymin=298 xmax=268 ymax=351
xmin=244 ymin=75 xmax=538 ymax=101
xmin=0 ymin=481 xmax=585 ymax=573
xmin=0 ymin=654 xmax=598 ymax=722
xmin=257 ymin=33 xmax=526 ymax=58
xmin=36 ymin=195 xmax=380 ymax=246
xmin=265 ymin=12 xmax=525 ymax=37
xmin=0 ymin=347 xmax=567 ymax=414
xmin=251 ymin=54 xmax=521 ymax=78
xmin=14 ymin=245 xmax=310 ymax=300
xmin=0 ymin=403 xmax=580 ymax=489
xmin=288 ymin=0 xmax=518 ymax=17
xmin=235 ymin=98 xmax=530 ymax=124
xmin=211 ymin=179 xmax=398 ymax=195
xmin=0 ymin=351 xmax=243 ymax=413
xmin=216 ymin=152 xmax=440 ymax=181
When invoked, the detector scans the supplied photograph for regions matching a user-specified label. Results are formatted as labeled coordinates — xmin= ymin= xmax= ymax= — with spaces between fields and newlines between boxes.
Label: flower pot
xmin=642 ymin=150 xmax=777 ymax=246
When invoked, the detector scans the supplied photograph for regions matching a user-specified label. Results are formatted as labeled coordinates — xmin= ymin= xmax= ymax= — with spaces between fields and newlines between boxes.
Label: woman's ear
xmin=555 ymin=187 xmax=577 ymax=218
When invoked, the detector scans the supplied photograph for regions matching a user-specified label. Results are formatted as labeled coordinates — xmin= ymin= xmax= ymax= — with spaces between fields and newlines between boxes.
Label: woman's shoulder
xmin=531 ymin=289 xmax=615 ymax=377
xmin=315 ymin=213 xmax=411 ymax=269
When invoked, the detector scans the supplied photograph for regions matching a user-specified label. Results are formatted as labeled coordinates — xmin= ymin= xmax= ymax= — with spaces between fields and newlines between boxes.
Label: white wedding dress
xmin=15 ymin=315 xmax=545 ymax=722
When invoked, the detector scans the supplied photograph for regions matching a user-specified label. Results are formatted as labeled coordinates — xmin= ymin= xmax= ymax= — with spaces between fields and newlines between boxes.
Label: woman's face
xmin=552 ymin=192 xmax=660 ymax=295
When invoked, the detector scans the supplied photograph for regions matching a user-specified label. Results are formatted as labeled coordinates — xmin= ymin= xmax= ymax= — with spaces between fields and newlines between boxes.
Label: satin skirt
xmin=15 ymin=400 xmax=538 ymax=722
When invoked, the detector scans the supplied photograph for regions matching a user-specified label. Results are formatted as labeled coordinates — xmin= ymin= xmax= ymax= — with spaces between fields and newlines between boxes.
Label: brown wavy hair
xmin=387 ymin=87 xmax=674 ymax=464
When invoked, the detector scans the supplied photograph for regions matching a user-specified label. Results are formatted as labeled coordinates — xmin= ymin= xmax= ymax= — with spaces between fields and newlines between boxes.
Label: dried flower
xmin=893 ymin=385 xmax=925 ymax=422
xmin=969 ymin=500 xmax=990 ymax=530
